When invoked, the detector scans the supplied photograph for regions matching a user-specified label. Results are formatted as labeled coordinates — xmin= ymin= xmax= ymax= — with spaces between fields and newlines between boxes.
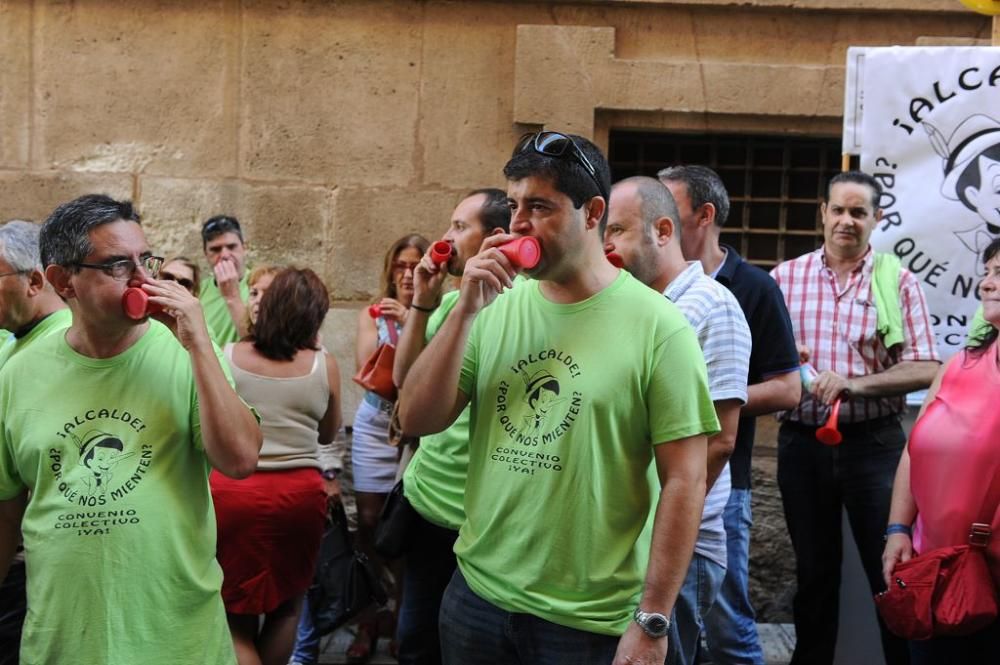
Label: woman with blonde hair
xmin=159 ymin=256 xmax=202 ymax=297
xmin=244 ymin=265 xmax=283 ymax=335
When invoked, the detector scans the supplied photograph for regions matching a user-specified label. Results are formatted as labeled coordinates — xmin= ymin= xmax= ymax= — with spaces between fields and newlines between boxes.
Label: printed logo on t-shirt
xmin=46 ymin=408 xmax=154 ymax=535
xmin=491 ymin=349 xmax=583 ymax=476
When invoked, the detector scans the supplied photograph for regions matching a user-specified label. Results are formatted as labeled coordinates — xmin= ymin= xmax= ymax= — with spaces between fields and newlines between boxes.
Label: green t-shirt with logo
xmin=199 ymin=273 xmax=250 ymax=346
xmin=403 ymin=290 xmax=467 ymax=530
xmin=0 ymin=309 xmax=72 ymax=370
xmin=0 ymin=321 xmax=237 ymax=665
xmin=455 ymin=271 xmax=719 ymax=635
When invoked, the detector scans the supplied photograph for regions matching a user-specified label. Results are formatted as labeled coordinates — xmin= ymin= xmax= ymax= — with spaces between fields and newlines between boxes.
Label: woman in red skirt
xmin=211 ymin=267 xmax=342 ymax=665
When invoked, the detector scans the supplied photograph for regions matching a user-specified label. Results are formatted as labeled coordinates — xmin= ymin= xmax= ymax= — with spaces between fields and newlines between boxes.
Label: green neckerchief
xmin=872 ymin=252 xmax=904 ymax=349
xmin=966 ymin=304 xmax=994 ymax=347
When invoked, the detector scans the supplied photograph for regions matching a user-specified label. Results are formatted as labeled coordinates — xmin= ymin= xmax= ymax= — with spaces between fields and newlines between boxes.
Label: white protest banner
xmin=859 ymin=46 xmax=1000 ymax=359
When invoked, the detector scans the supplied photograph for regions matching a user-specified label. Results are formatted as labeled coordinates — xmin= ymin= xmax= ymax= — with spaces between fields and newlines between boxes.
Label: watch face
xmin=646 ymin=615 xmax=668 ymax=633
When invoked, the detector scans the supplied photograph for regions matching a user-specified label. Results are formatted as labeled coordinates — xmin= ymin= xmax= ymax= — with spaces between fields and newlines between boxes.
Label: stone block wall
xmin=0 ymin=0 xmax=987 ymax=420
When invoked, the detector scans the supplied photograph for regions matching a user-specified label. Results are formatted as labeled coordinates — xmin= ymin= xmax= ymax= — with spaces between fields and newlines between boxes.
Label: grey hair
xmin=657 ymin=165 xmax=731 ymax=228
xmin=0 ymin=220 xmax=42 ymax=272
xmin=40 ymin=194 xmax=141 ymax=268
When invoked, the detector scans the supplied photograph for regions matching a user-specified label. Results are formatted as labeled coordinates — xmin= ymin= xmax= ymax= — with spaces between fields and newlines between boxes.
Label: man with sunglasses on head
xmin=0 ymin=194 xmax=261 ymax=665
xmin=399 ymin=133 xmax=718 ymax=665
xmin=0 ymin=220 xmax=71 ymax=665
xmin=199 ymin=215 xmax=250 ymax=345
xmin=388 ymin=188 xmax=510 ymax=665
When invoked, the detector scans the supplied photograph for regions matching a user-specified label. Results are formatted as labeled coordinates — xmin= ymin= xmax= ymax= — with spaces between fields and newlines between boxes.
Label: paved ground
xmin=313 ymin=623 xmax=796 ymax=664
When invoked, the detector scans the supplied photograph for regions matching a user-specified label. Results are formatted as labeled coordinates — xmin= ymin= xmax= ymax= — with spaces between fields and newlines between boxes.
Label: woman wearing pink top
xmin=881 ymin=237 xmax=1000 ymax=663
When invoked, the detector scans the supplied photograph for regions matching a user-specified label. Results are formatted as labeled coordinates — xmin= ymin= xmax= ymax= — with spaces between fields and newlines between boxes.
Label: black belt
xmin=784 ymin=414 xmax=901 ymax=435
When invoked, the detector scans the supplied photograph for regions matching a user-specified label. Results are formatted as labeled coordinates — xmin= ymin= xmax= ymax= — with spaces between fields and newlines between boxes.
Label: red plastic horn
xmin=816 ymin=399 xmax=843 ymax=446
xmin=430 ymin=241 xmax=453 ymax=265
xmin=499 ymin=237 xmax=541 ymax=269
xmin=122 ymin=287 xmax=163 ymax=320
xmin=368 ymin=304 xmax=382 ymax=319
xmin=606 ymin=251 xmax=625 ymax=268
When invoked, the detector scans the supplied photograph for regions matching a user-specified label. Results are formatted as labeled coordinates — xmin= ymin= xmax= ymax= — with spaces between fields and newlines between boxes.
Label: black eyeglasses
xmin=513 ymin=132 xmax=608 ymax=200
xmin=75 ymin=255 xmax=164 ymax=281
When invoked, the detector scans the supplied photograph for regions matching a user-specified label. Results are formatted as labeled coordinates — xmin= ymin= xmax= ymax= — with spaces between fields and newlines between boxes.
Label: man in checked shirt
xmin=770 ymin=171 xmax=940 ymax=665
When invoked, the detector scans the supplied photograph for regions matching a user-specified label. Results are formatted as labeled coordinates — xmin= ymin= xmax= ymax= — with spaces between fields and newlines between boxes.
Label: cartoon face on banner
xmin=859 ymin=47 xmax=1000 ymax=358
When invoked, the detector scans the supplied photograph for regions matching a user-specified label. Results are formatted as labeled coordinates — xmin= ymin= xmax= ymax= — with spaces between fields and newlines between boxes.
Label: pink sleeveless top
xmin=910 ymin=343 xmax=1000 ymax=579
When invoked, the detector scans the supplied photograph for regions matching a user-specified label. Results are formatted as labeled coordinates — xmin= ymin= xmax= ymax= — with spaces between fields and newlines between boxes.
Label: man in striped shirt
xmin=770 ymin=171 xmax=940 ymax=665
xmin=660 ymin=165 xmax=801 ymax=665
xmin=606 ymin=176 xmax=751 ymax=665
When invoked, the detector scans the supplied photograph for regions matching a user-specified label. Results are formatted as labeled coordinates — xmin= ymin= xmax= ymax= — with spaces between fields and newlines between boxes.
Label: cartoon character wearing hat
xmin=67 ymin=430 xmax=135 ymax=496
xmin=520 ymin=368 xmax=565 ymax=430
xmin=924 ymin=114 xmax=1000 ymax=258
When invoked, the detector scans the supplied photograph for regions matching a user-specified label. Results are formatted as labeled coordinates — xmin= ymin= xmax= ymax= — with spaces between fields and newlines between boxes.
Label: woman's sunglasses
xmin=161 ymin=271 xmax=195 ymax=292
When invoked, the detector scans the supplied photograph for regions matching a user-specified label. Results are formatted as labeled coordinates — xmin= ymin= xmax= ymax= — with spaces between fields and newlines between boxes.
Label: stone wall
xmin=0 ymin=0 xmax=987 ymax=418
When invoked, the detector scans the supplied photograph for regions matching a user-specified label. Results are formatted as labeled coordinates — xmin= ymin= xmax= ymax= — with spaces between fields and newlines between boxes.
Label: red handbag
xmin=875 ymin=523 xmax=998 ymax=640
xmin=352 ymin=319 xmax=399 ymax=402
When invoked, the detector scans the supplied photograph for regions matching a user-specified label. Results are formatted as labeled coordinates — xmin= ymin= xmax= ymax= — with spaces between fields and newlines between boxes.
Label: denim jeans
xmin=667 ymin=553 xmax=726 ymax=665
xmin=439 ymin=569 xmax=620 ymax=665
xmin=290 ymin=598 xmax=319 ymax=665
xmin=777 ymin=418 xmax=910 ymax=665
xmin=396 ymin=512 xmax=458 ymax=665
xmin=704 ymin=488 xmax=765 ymax=665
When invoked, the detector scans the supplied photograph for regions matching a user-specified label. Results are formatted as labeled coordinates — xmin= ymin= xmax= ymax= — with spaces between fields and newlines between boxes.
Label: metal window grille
xmin=608 ymin=131 xmax=841 ymax=270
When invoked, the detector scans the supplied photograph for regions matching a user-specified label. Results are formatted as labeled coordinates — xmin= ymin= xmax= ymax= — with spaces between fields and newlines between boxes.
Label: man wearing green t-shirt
xmin=199 ymin=215 xmax=250 ymax=346
xmin=399 ymin=133 xmax=719 ymax=665
xmin=0 ymin=194 xmax=262 ymax=665
xmin=0 ymin=220 xmax=71 ymax=665
xmin=391 ymin=187 xmax=510 ymax=665
xmin=0 ymin=221 xmax=72 ymax=369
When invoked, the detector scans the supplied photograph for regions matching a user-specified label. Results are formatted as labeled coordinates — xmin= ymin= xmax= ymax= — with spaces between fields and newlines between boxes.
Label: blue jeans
xmin=290 ymin=598 xmax=319 ymax=665
xmin=396 ymin=512 xmax=458 ymax=665
xmin=777 ymin=419 xmax=909 ymax=665
xmin=704 ymin=488 xmax=765 ymax=665
xmin=439 ymin=569 xmax=619 ymax=665
xmin=667 ymin=553 xmax=726 ymax=665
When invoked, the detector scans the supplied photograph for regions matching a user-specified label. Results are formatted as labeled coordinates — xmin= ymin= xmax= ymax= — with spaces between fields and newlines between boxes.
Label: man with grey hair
xmin=604 ymin=175 xmax=751 ymax=665
xmin=0 ymin=219 xmax=71 ymax=665
xmin=0 ymin=194 xmax=261 ymax=665
xmin=658 ymin=165 xmax=801 ymax=665
xmin=0 ymin=220 xmax=71 ymax=367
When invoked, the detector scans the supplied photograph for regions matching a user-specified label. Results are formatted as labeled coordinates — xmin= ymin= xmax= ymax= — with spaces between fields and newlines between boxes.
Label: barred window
xmin=608 ymin=131 xmax=841 ymax=270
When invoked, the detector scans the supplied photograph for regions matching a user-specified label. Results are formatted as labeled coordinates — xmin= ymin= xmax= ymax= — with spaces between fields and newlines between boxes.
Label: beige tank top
xmin=224 ymin=344 xmax=330 ymax=471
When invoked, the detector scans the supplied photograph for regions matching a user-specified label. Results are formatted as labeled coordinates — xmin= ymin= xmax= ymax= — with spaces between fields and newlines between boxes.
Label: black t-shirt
xmin=715 ymin=245 xmax=799 ymax=489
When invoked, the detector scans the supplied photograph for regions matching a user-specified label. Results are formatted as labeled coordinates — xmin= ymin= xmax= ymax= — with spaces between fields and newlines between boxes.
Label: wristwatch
xmin=633 ymin=607 xmax=670 ymax=638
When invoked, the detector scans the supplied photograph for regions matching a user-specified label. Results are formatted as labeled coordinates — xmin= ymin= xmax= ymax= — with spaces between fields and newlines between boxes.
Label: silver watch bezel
xmin=633 ymin=607 xmax=670 ymax=638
